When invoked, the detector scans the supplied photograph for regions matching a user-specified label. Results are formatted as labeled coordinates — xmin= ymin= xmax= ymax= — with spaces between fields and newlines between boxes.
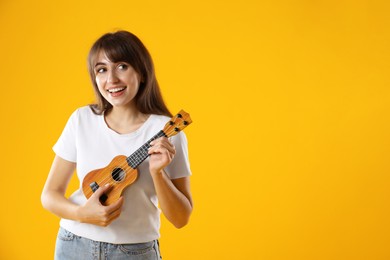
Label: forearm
xmin=41 ymin=190 xmax=81 ymax=221
xmin=42 ymin=185 xmax=124 ymax=226
xmin=151 ymin=171 xmax=193 ymax=228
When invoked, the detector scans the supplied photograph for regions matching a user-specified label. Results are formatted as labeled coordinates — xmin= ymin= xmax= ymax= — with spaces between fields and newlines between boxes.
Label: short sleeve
xmin=164 ymin=131 xmax=192 ymax=179
xmin=52 ymin=109 xmax=79 ymax=162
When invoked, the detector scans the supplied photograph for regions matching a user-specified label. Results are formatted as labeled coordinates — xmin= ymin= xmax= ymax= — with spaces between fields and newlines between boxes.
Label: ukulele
xmin=82 ymin=110 xmax=192 ymax=205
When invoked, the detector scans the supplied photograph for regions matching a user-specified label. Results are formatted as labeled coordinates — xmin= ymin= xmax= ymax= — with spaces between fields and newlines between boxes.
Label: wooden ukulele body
xmin=82 ymin=155 xmax=138 ymax=205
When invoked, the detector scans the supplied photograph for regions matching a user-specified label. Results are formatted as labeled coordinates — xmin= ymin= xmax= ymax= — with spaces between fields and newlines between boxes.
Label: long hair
xmin=87 ymin=31 xmax=172 ymax=117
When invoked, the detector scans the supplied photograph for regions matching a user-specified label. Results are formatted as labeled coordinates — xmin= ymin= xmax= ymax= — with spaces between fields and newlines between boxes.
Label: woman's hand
xmin=148 ymin=137 xmax=176 ymax=175
xmin=77 ymin=184 xmax=124 ymax=227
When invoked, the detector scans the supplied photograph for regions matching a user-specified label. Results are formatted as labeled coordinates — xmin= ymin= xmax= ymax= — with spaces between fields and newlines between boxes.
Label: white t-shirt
xmin=53 ymin=106 xmax=191 ymax=244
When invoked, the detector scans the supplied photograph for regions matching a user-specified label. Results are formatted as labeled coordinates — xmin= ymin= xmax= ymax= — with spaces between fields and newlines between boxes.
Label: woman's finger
xmin=149 ymin=139 xmax=175 ymax=155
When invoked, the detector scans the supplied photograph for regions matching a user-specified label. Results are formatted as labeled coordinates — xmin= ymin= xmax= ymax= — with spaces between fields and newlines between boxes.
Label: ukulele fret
xmin=126 ymin=130 xmax=167 ymax=168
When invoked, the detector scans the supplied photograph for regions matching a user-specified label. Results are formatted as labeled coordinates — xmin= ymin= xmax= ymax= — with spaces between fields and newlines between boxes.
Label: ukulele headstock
xmin=163 ymin=110 xmax=192 ymax=137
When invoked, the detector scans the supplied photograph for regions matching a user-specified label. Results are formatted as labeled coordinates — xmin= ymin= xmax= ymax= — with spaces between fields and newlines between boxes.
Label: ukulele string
xmin=92 ymin=123 xmax=185 ymax=189
xmin=106 ymin=114 xmax=189 ymax=180
xmin=95 ymin=133 xmax=161 ymax=187
xmin=96 ymin=127 xmax=177 ymax=188
xmin=117 ymin=127 xmax=180 ymax=178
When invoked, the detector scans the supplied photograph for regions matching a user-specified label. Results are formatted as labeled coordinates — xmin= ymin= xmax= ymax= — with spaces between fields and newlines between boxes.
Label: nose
xmin=107 ymin=70 xmax=119 ymax=83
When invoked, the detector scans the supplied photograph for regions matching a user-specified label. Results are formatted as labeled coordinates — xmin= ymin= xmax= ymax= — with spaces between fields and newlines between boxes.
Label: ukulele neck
xmin=126 ymin=130 xmax=167 ymax=169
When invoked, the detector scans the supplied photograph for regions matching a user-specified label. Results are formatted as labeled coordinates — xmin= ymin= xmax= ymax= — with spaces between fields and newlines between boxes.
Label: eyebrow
xmin=94 ymin=62 xmax=107 ymax=67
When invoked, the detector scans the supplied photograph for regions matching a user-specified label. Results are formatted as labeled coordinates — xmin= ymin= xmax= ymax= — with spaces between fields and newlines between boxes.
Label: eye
xmin=95 ymin=67 xmax=106 ymax=74
xmin=118 ymin=64 xmax=128 ymax=70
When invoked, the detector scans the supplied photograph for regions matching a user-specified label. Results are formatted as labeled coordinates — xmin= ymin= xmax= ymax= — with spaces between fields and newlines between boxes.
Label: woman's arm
xmin=41 ymin=155 xmax=124 ymax=226
xmin=152 ymin=174 xmax=193 ymax=228
xmin=148 ymin=138 xmax=193 ymax=228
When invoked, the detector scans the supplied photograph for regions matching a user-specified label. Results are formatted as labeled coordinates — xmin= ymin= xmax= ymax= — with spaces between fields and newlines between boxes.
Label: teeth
xmin=108 ymin=87 xmax=126 ymax=93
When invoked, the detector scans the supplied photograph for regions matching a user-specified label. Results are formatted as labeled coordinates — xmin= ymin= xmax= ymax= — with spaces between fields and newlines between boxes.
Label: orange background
xmin=1 ymin=0 xmax=389 ymax=259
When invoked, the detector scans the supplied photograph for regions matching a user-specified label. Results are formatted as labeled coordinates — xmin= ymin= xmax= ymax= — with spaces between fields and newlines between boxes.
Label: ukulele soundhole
xmin=111 ymin=167 xmax=125 ymax=182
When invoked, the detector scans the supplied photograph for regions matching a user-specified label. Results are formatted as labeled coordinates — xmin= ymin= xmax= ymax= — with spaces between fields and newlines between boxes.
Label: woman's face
xmin=94 ymin=51 xmax=141 ymax=109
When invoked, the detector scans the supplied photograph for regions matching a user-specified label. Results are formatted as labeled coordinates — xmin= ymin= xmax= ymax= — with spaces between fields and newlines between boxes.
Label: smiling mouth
xmin=107 ymin=87 xmax=127 ymax=93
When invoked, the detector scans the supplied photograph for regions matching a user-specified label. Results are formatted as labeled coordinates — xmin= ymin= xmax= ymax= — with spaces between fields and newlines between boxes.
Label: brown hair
xmin=87 ymin=30 xmax=172 ymax=117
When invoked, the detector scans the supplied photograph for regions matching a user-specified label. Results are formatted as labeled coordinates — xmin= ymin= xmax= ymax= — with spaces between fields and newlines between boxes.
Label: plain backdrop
xmin=0 ymin=0 xmax=389 ymax=259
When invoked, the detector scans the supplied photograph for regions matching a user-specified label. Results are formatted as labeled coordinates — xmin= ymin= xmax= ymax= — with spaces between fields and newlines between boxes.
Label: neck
xmin=109 ymin=102 xmax=138 ymax=119
xmin=105 ymin=104 xmax=149 ymax=134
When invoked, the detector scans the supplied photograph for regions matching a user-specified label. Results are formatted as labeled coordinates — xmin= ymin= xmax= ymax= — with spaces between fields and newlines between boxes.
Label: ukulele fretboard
xmin=126 ymin=130 xmax=167 ymax=169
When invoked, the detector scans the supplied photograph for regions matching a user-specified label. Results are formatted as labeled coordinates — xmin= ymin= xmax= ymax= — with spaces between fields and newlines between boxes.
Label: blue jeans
xmin=55 ymin=227 xmax=162 ymax=260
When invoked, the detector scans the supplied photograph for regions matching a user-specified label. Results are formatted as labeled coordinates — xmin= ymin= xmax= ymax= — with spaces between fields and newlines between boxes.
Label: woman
xmin=41 ymin=30 xmax=193 ymax=259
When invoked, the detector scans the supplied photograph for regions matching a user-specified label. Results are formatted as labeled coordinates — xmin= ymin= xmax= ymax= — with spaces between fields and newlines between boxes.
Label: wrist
xmin=75 ymin=205 xmax=85 ymax=222
xmin=150 ymin=169 xmax=161 ymax=176
xmin=150 ymin=169 xmax=165 ymax=179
